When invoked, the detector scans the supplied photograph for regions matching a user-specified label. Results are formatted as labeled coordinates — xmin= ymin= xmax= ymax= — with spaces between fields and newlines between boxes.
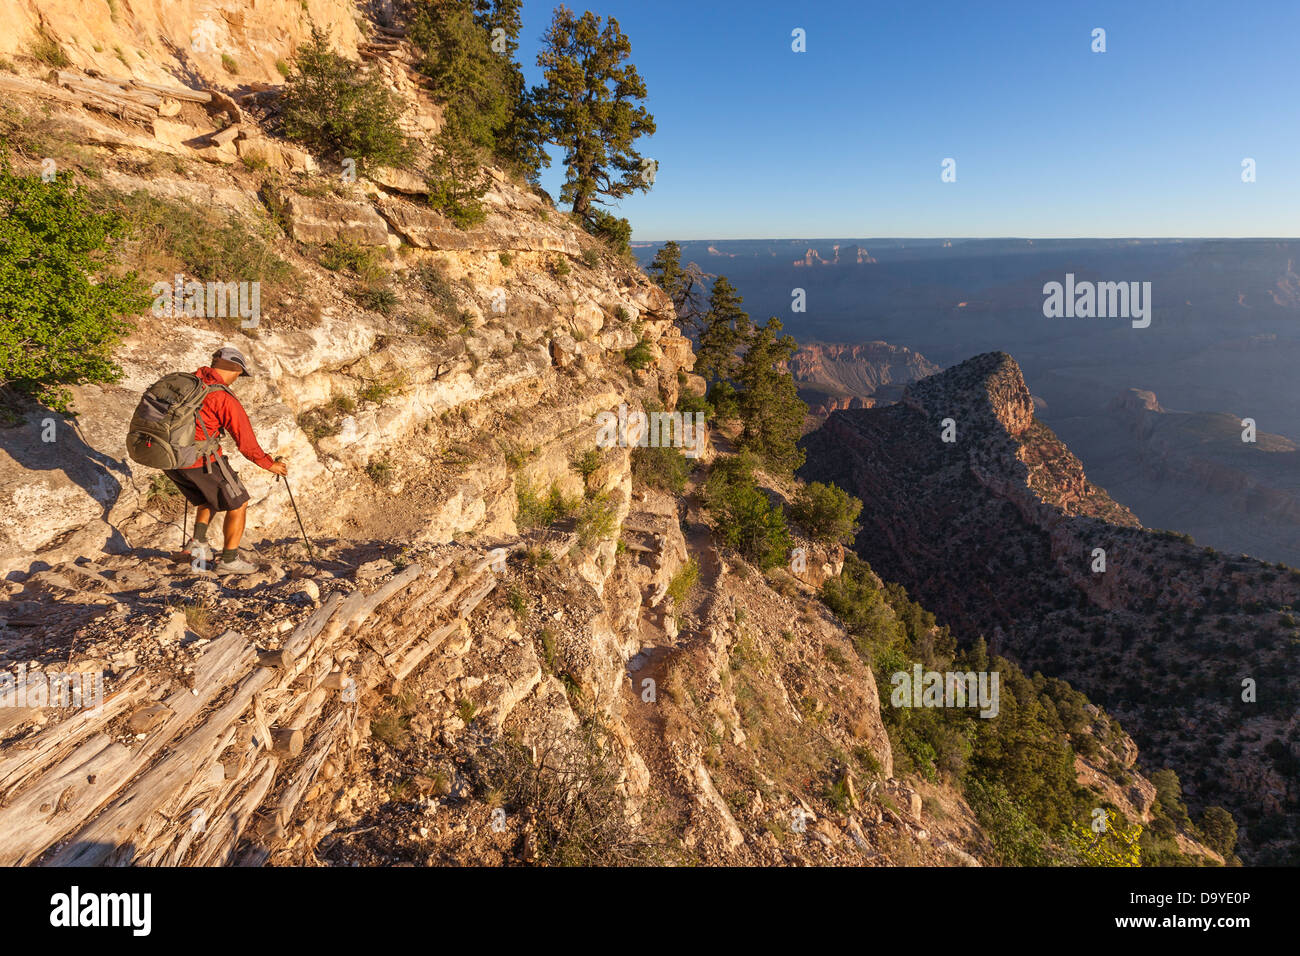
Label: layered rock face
xmin=786 ymin=342 xmax=939 ymax=422
xmin=0 ymin=24 xmax=950 ymax=867
xmin=1083 ymin=388 xmax=1300 ymax=567
xmin=0 ymin=0 xmax=366 ymax=85
xmin=801 ymin=352 xmax=1300 ymax=863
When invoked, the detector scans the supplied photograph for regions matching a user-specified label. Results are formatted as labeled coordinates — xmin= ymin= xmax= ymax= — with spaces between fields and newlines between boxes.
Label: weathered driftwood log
xmin=128 ymin=79 xmax=213 ymax=103
xmin=0 ymin=634 xmax=250 ymax=865
xmin=55 ymin=71 xmax=162 ymax=107
xmin=0 ymin=671 xmax=149 ymax=800
xmin=3 ymin=552 xmax=504 ymax=867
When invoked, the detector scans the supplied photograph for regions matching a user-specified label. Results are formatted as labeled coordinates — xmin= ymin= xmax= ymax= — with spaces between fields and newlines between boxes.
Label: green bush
xmin=574 ymin=448 xmax=602 ymax=480
xmin=319 ymin=239 xmax=386 ymax=282
xmin=282 ymin=25 xmax=412 ymax=172
xmin=789 ymin=481 xmax=863 ymax=545
xmin=516 ymin=480 xmax=578 ymax=529
xmin=1199 ymin=806 xmax=1238 ymax=858
xmin=624 ymin=331 xmax=654 ymax=371
xmin=365 ymin=457 xmax=395 ymax=486
xmin=27 ymin=26 xmax=69 ymax=68
xmin=425 ymin=115 xmax=490 ymax=229
xmin=576 ymin=492 xmax=619 ymax=546
xmin=0 ymin=163 xmax=148 ymax=411
xmin=354 ymin=284 xmax=397 ymax=314
xmin=705 ymin=455 xmax=790 ymax=569
xmin=98 ymin=186 xmax=293 ymax=293
xmin=666 ymin=558 xmax=699 ymax=606
xmin=586 ymin=209 xmax=633 ymax=256
xmin=630 ymin=444 xmax=691 ymax=494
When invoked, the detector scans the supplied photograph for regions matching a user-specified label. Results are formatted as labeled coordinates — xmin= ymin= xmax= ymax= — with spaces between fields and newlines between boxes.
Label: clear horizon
xmin=517 ymin=0 xmax=1300 ymax=241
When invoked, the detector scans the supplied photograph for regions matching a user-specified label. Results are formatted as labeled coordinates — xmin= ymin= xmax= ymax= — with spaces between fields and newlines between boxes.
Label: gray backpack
xmin=126 ymin=372 xmax=230 ymax=470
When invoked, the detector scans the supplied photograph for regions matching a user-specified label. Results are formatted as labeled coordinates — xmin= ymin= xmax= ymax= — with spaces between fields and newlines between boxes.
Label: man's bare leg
xmin=223 ymin=503 xmax=247 ymax=553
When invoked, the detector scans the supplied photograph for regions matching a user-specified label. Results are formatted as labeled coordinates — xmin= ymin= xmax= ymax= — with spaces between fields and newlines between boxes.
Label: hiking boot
xmin=215 ymin=556 xmax=259 ymax=575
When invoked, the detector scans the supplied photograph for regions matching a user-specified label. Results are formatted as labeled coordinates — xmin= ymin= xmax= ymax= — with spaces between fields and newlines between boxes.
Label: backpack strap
xmin=194 ymin=383 xmax=235 ymax=464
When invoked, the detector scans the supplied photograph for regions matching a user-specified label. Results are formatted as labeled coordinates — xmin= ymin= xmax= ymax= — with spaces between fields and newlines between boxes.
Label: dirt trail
xmin=620 ymin=491 xmax=725 ymax=817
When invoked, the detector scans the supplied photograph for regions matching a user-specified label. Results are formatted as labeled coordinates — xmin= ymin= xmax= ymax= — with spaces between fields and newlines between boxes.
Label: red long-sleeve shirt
xmin=184 ymin=367 xmax=276 ymax=470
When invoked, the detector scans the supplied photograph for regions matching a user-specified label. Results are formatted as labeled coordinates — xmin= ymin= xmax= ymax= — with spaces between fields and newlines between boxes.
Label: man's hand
xmin=268 ymin=459 xmax=289 ymax=477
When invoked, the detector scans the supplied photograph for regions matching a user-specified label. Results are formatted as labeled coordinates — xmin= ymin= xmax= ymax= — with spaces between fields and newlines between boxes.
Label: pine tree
xmin=412 ymin=0 xmax=512 ymax=153
xmin=533 ymin=7 xmax=656 ymax=223
xmin=426 ymin=113 xmax=491 ymax=228
xmin=694 ymin=275 xmax=750 ymax=384
xmin=734 ymin=317 xmax=807 ymax=473
xmin=648 ymin=241 xmax=710 ymax=336
xmin=282 ymin=25 xmax=412 ymax=172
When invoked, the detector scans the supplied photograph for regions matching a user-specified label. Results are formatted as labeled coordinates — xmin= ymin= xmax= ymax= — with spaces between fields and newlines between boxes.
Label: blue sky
xmin=516 ymin=0 xmax=1300 ymax=240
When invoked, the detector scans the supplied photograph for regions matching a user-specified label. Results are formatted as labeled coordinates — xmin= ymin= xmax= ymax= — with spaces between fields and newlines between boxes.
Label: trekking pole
xmin=278 ymin=470 xmax=316 ymax=559
xmin=183 ymin=499 xmax=189 ymax=550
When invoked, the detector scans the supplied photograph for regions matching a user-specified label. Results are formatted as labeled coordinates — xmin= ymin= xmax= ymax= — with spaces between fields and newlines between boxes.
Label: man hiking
xmin=165 ymin=346 xmax=287 ymax=575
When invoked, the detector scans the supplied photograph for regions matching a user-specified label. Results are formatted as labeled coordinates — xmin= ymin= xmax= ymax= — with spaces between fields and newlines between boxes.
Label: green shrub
xmin=574 ymin=448 xmax=602 ymax=480
xmin=357 ymin=377 xmax=401 ymax=405
xmin=666 ymin=558 xmax=699 ymax=607
xmin=789 ymin=481 xmax=863 ymax=545
xmin=425 ymin=115 xmax=490 ymax=228
xmin=354 ymin=284 xmax=397 ymax=314
xmin=96 ymin=187 xmax=294 ymax=292
xmin=581 ymin=246 xmax=601 ymax=268
xmin=548 ymin=255 xmax=571 ymax=278
xmin=630 ymin=444 xmax=691 ymax=494
xmin=27 ymin=26 xmax=69 ymax=67
xmin=516 ymin=480 xmax=578 ymax=529
xmin=0 ymin=163 xmax=148 ymax=411
xmin=365 ymin=457 xmax=395 ymax=485
xmin=498 ymin=251 xmax=513 ymax=266
xmin=965 ymin=779 xmax=1055 ymax=866
xmin=576 ymin=492 xmax=619 ymax=546
xmin=705 ymin=455 xmax=790 ymax=569
xmin=624 ymin=332 xmax=654 ymax=371
xmin=586 ymin=209 xmax=632 ymax=256
xmin=221 ymin=53 xmax=238 ymax=74
xmin=1199 ymin=806 xmax=1238 ymax=858
xmin=507 ymin=585 xmax=529 ymax=621
xmin=282 ymin=25 xmax=412 ymax=172
xmin=319 ymin=239 xmax=386 ymax=282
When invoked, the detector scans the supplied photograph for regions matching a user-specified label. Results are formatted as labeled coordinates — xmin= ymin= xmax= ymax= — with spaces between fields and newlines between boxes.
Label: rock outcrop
xmin=801 ymin=352 xmax=1300 ymax=864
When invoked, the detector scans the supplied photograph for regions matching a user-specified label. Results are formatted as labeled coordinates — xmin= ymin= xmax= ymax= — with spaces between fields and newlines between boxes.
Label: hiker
xmin=154 ymin=347 xmax=287 ymax=574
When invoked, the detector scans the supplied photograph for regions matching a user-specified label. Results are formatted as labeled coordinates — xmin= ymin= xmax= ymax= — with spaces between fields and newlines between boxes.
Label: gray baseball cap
xmin=211 ymin=346 xmax=254 ymax=376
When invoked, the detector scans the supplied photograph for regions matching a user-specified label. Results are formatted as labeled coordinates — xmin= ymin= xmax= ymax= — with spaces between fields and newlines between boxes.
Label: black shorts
xmin=165 ymin=460 xmax=250 ymax=513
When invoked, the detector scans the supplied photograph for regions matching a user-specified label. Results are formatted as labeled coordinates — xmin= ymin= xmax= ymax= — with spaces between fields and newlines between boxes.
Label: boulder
xmin=369 ymin=165 xmax=427 ymax=195
xmin=236 ymin=133 xmax=316 ymax=173
xmin=267 ymin=187 xmax=389 ymax=245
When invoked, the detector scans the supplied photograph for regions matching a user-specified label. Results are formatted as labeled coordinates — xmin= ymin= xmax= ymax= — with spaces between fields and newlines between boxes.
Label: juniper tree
xmin=533 ymin=7 xmax=656 ymax=223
